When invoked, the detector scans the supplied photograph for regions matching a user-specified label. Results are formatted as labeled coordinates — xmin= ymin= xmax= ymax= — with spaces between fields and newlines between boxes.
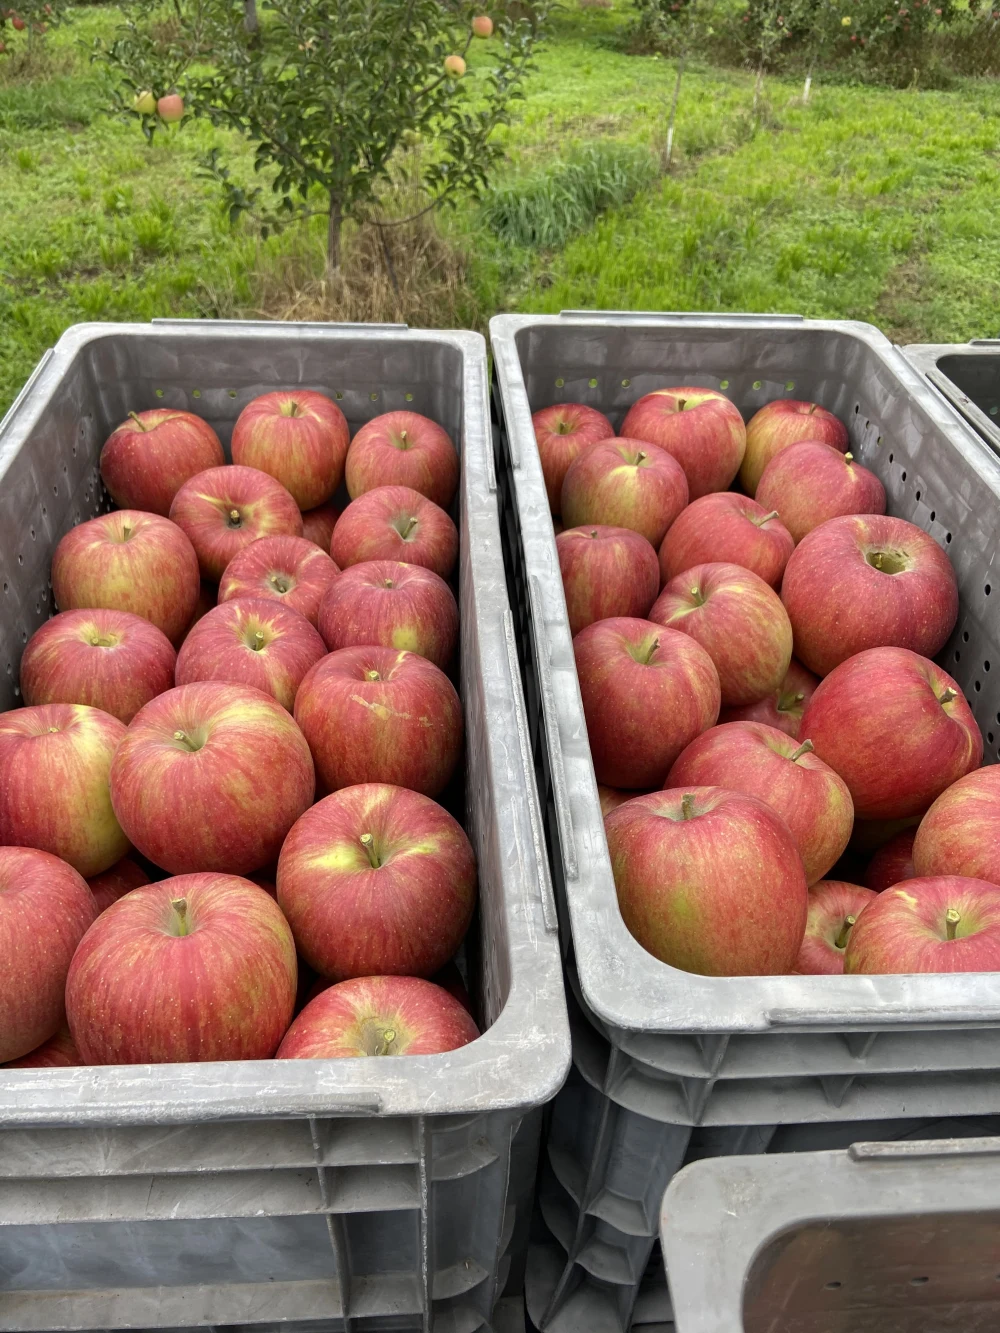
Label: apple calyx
xmin=938 ymin=687 xmax=958 ymax=708
xmin=753 ymin=509 xmax=780 ymax=528
xmin=789 ymin=738 xmax=814 ymax=763
xmin=227 ymin=508 xmax=243 ymax=529
xmin=360 ymin=832 xmax=381 ymax=869
xmin=680 ymin=793 xmax=696 ymax=821
xmin=170 ymin=897 xmax=190 ymax=937
xmin=946 ymin=907 xmax=961 ymax=941
xmin=128 ymin=411 xmax=149 ymax=432
xmin=834 ymin=915 xmax=856 ymax=951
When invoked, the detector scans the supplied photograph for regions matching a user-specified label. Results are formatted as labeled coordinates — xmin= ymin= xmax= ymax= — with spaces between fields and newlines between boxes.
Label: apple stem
xmin=789 ymin=738 xmax=814 ymax=762
xmin=375 ymin=1027 xmax=396 ymax=1056
xmin=939 ymin=688 xmax=957 ymax=707
xmin=844 ymin=452 xmax=854 ymax=464
xmin=383 ymin=579 xmax=394 ymax=589
xmin=681 ymin=793 xmax=696 ymax=820
xmin=636 ymin=450 xmax=647 ymax=465
xmin=835 ymin=915 xmax=856 ymax=950
xmin=121 ymin=521 xmax=133 ymax=540
xmin=170 ymin=897 xmax=189 ymax=937
xmin=360 ymin=832 xmax=380 ymax=869
xmin=807 ymin=403 xmax=818 ymax=415
xmin=252 ymin=630 xmax=265 ymax=651
xmin=172 ymin=729 xmax=198 ymax=751
xmin=946 ymin=907 xmax=961 ymax=941
xmin=589 ymin=530 xmax=599 ymax=539
xmin=755 ymin=509 xmax=780 ymax=526
xmin=229 ymin=508 xmax=242 ymax=527
xmin=400 ymin=515 xmax=418 ymax=540
xmin=128 ymin=411 xmax=149 ymax=431
xmin=365 ymin=669 xmax=381 ymax=682
xmin=399 ymin=429 xmax=408 ymax=446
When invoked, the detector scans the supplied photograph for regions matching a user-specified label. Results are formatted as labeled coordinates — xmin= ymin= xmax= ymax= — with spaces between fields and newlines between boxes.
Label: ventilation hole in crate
xmin=621 ymin=378 xmax=631 ymax=388
xmin=34 ymin=603 xmax=39 ymax=615
xmin=854 ymin=404 xmax=860 ymax=414
xmin=155 ymin=388 xmax=164 ymax=398
xmin=588 ymin=378 xmax=598 ymax=389
xmin=889 ymin=453 xmax=894 ymax=463
xmin=20 ymin=630 xmax=26 ymax=643
xmin=405 ymin=392 xmax=414 ymax=402
xmin=987 ymin=586 xmax=993 ymax=597
xmin=335 ymin=391 xmax=344 ymax=400
xmin=192 ymin=389 xmax=202 ymax=399
xmin=41 ymin=507 xmax=46 ymax=518
xmin=16 ymin=555 xmax=22 ymax=566
xmin=753 ymin=380 xmax=763 ymax=391
xmin=930 ymin=510 xmax=936 ymax=521
xmin=992 ymin=407 xmax=999 ymax=417
xmin=955 ymin=651 xmax=962 ymax=662
xmin=877 ymin=435 xmax=883 ymax=446
xmin=720 ymin=379 xmax=730 ymax=390
xmin=964 ymin=631 xmax=970 ymax=642
xmin=901 ymin=471 xmax=907 ymax=482
xmin=370 ymin=392 xmax=378 ymax=402
xmin=911 ymin=1277 xmax=929 ymax=1286
xmin=228 ymin=390 xmax=237 ymax=399
xmin=29 ymin=528 xmax=35 ymax=540
xmin=71 ymin=445 xmax=77 ymax=457
xmin=2 ymin=583 xmax=6 ymax=594
xmin=990 ymin=733 xmax=995 ymax=744
xmin=946 ymin=533 xmax=953 ymax=543
xmin=976 ymin=681 xmax=982 ymax=692
xmin=824 ymin=1281 xmax=843 ymax=1290
xmin=785 ymin=381 xmax=795 ymax=391
xmin=555 ymin=377 xmax=565 ymax=389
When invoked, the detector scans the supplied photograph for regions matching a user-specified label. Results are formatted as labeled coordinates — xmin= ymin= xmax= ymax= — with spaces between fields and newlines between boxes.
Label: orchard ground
xmin=2 ymin=2 xmax=1000 ymax=417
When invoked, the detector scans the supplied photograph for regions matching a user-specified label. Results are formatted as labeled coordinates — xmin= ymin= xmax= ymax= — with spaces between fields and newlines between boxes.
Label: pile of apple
xmin=0 ymin=392 xmax=482 ymax=1069
xmin=535 ymin=387 xmax=1000 ymax=978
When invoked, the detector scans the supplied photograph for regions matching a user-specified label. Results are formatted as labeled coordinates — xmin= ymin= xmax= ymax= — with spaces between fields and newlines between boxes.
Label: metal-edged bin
xmin=905 ymin=340 xmax=1000 ymax=456
xmin=661 ymin=1135 xmax=1000 ymax=1332
xmin=0 ymin=319 xmax=571 ymax=1333
xmin=489 ymin=310 xmax=1000 ymax=1328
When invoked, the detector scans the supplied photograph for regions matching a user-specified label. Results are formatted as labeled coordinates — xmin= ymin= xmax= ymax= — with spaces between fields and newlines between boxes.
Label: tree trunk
xmin=327 ymin=196 xmax=343 ymax=274
xmin=244 ymin=0 xmax=259 ymax=33
xmin=664 ymin=55 xmax=686 ymax=168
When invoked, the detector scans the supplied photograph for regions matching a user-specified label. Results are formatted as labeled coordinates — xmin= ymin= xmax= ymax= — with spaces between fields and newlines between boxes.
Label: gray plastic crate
xmin=0 ymin=320 xmax=570 ymax=1332
xmin=490 ymin=311 xmax=1000 ymax=1106
xmin=905 ymin=340 xmax=1000 ymax=456
xmin=661 ymin=1135 xmax=1000 ymax=1332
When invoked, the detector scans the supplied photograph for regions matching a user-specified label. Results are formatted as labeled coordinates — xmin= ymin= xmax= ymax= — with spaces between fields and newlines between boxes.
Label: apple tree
xmin=96 ymin=0 xmax=549 ymax=271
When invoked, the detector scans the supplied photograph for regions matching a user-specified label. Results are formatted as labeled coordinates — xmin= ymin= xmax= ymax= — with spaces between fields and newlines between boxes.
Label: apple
xmin=605 ymin=787 xmax=808 ymax=975
xmin=231 ymin=389 xmax=350 ymax=510
xmin=345 ymin=411 xmax=459 ymax=509
xmin=175 ymin=598 xmax=327 ymax=712
xmin=865 ymin=829 xmax=916 ymax=892
xmin=574 ymin=617 xmax=721 ymax=788
xmin=780 ymin=514 xmax=959 ymax=677
xmin=0 ymin=847 xmax=97 ymax=1063
xmin=740 ymin=399 xmax=850 ymax=497
xmin=301 ymin=502 xmax=340 ymax=552
xmin=557 ymin=525 xmax=660 ymax=636
xmin=658 ymin=493 xmax=794 ymax=589
xmin=66 ymin=874 xmax=297 ymax=1063
xmin=4 ymin=1025 xmax=81 ymax=1069
xmin=169 ymin=465 xmax=304 ymax=581
xmin=11 ymin=15 xmax=24 ymax=29
xmin=472 ymin=14 xmax=494 ymax=36
xmin=793 ymin=880 xmax=879 ymax=975
xmin=531 ymin=403 xmax=614 ymax=514
xmin=667 ymin=721 xmax=853 ymax=885
xmin=719 ymin=658 xmax=818 ymax=738
xmin=844 ymin=876 xmax=1000 ymax=974
xmin=218 ymin=534 xmax=340 ymax=627
xmin=432 ymin=960 xmax=474 ymax=1015
xmin=317 ymin=558 xmax=458 ymax=669
xmin=0 ymin=704 xmax=129 ymax=877
xmin=99 ymin=408 xmax=224 ymax=516
xmin=649 ymin=562 xmax=792 ymax=708
xmin=911 ymin=767 xmax=1000 ymax=886
xmin=801 ymin=647 xmax=982 ymax=821
xmin=294 ymin=645 xmax=462 ymax=796
xmin=444 ymin=54 xmax=466 ymax=76
xmin=619 ymin=388 xmax=746 ymax=500
xmin=20 ymin=608 xmax=176 ymax=724
xmin=133 ymin=90 xmax=156 ymax=115
xmin=110 ymin=681 xmax=315 ymax=875
xmin=560 ymin=438 xmax=689 ymax=548
xmin=277 ymin=975 xmax=479 ymax=1059
xmin=87 ymin=857 xmax=150 ymax=915
xmin=331 ymin=484 xmax=458 ymax=579
xmin=756 ymin=443 xmax=886 ymax=544
xmin=598 ymin=785 xmax=635 ymax=816
xmin=157 ymin=93 xmax=184 ymax=122
xmin=51 ymin=509 xmax=200 ymax=645
xmin=277 ymin=783 xmax=476 ymax=979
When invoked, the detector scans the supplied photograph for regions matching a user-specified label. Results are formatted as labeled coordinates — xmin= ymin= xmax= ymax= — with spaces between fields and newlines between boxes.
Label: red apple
xmin=432 ymin=961 xmax=474 ymax=1015
xmin=557 ymin=525 xmax=660 ymax=636
xmin=844 ymin=876 xmax=1000 ymax=974
xmin=912 ymin=767 xmax=1000 ymax=886
xmin=780 ymin=514 xmax=958 ymax=677
xmin=157 ymin=93 xmax=184 ymax=122
xmin=218 ymin=534 xmax=340 ymax=626
xmin=4 ymin=1025 xmax=81 ymax=1069
xmin=301 ymin=502 xmax=341 ymax=552
xmin=649 ymin=562 xmax=792 ymax=708
xmin=20 ymin=608 xmax=176 ymax=724
xmin=11 ymin=15 xmax=25 ymax=29
xmin=560 ymin=438 xmax=689 ymax=548
xmin=175 ymin=598 xmax=327 ymax=712
xmin=231 ymin=389 xmax=349 ymax=510
xmin=99 ymin=409 xmax=224 ymax=516
xmin=87 ymin=857 xmax=150 ymax=914
xmin=574 ymin=617 xmax=721 ymax=788
xmin=801 ymin=647 xmax=982 ymax=821
xmin=51 ymin=509 xmax=200 ymax=645
xmin=471 ymin=14 xmax=494 ymax=36
xmin=0 ymin=704 xmax=129 ymax=877
xmin=620 ymin=388 xmax=746 ymax=500
xmin=598 ymin=785 xmax=635 ymax=816
xmin=332 ymin=484 xmax=458 ymax=579
xmin=0 ymin=847 xmax=97 ymax=1063
xmin=793 ymin=880 xmax=879 ymax=974
xmin=66 ymin=874 xmax=297 ymax=1063
xmin=277 ymin=784 xmax=476 ymax=980
xmin=719 ymin=658 xmax=818 ymax=738
xmin=277 ymin=975 xmax=479 ymax=1059
xmin=294 ymin=646 xmax=462 ymax=796
xmin=110 ymin=682 xmax=315 ymax=875
xmin=658 ymin=493 xmax=794 ymax=589
xmin=865 ymin=829 xmax=916 ymax=892
xmin=169 ymin=465 xmax=303 ymax=581
xmin=667 ymin=721 xmax=853 ymax=884
xmin=756 ymin=443 xmax=886 ymax=543
xmin=345 ymin=411 xmax=459 ymax=509
xmin=605 ymin=787 xmax=808 ymax=975
xmin=317 ymin=559 xmax=458 ymax=669
xmin=740 ymin=399 xmax=849 ymax=496
xmin=532 ymin=403 xmax=615 ymax=514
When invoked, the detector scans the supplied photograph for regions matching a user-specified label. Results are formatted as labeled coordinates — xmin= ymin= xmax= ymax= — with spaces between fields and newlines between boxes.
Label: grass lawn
xmin=2 ymin=2 xmax=999 ymax=418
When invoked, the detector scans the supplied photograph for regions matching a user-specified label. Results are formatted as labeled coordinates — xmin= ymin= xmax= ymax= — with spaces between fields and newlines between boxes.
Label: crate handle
xmin=150 ymin=318 xmax=410 ymax=332
xmin=849 ymin=1136 xmax=1000 ymax=1163
xmin=970 ymin=339 xmax=1000 ymax=346
xmin=528 ymin=574 xmax=578 ymax=882
xmin=0 ymin=347 xmax=54 ymax=438
xmin=557 ymin=309 xmax=806 ymax=325
xmin=925 ymin=368 xmax=1000 ymax=454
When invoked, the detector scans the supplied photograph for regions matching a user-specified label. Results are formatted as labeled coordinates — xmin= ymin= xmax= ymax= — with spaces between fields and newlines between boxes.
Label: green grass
xmin=2 ymin=1 xmax=1000 ymax=419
